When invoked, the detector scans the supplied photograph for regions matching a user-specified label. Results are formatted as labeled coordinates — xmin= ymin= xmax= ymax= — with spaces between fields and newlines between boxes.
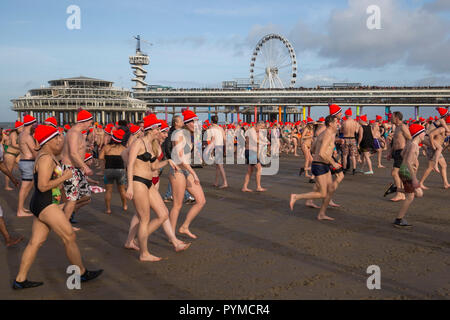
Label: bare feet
xmin=179 ymin=226 xmax=197 ymax=239
xmin=6 ymin=235 xmax=24 ymax=247
xmin=377 ymin=165 xmax=386 ymax=168
xmin=433 ymin=164 xmax=440 ymax=173
xmin=123 ymin=205 xmax=128 ymax=211
xmin=419 ymin=183 xmax=429 ymax=190
xmin=444 ymin=184 xmax=450 ymax=189
xmin=17 ymin=210 xmax=33 ymax=218
xmin=213 ymin=183 xmax=219 ymax=188
xmin=173 ymin=241 xmax=191 ymax=252
xmin=290 ymin=194 xmax=297 ymax=211
xmin=305 ymin=200 xmax=320 ymax=209
xmin=256 ymin=187 xmax=267 ymax=192
xmin=219 ymin=184 xmax=228 ymax=189
xmin=139 ymin=253 xmax=163 ymax=262
xmin=390 ymin=193 xmax=405 ymax=202
xmin=241 ymin=188 xmax=253 ymax=192
xmin=72 ymin=226 xmax=81 ymax=232
xmin=105 ymin=210 xmax=112 ymax=215
xmin=329 ymin=200 xmax=340 ymax=208
xmin=124 ymin=239 xmax=140 ymax=251
xmin=318 ymin=215 xmax=335 ymax=221
xmin=4 ymin=187 xmax=13 ymax=191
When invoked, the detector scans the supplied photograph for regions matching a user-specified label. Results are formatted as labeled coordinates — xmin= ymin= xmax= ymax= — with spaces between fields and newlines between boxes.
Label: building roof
xmin=48 ymin=76 xmax=113 ymax=83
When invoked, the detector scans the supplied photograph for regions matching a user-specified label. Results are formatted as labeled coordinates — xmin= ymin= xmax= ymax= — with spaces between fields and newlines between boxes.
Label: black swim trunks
xmin=392 ymin=149 xmax=403 ymax=168
xmin=311 ymin=161 xmax=330 ymax=177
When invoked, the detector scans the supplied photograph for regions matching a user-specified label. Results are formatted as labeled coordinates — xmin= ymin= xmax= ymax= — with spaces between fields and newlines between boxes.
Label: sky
xmin=0 ymin=0 xmax=449 ymax=122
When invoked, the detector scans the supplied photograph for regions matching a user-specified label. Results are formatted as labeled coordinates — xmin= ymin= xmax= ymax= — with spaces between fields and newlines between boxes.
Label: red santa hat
xmin=84 ymin=153 xmax=93 ymax=162
xmin=111 ymin=129 xmax=125 ymax=143
xmin=345 ymin=108 xmax=352 ymax=116
xmin=15 ymin=120 xmax=24 ymax=129
xmin=33 ymin=125 xmax=60 ymax=147
xmin=143 ymin=114 xmax=161 ymax=131
xmin=182 ymin=109 xmax=198 ymax=124
xmin=76 ymin=110 xmax=93 ymax=123
xmin=104 ymin=126 xmax=112 ymax=135
xmin=64 ymin=124 xmax=71 ymax=131
xmin=23 ymin=114 xmax=37 ymax=126
xmin=436 ymin=107 xmax=448 ymax=118
xmin=329 ymin=104 xmax=342 ymax=116
xmin=360 ymin=115 xmax=368 ymax=122
xmin=376 ymin=115 xmax=383 ymax=121
xmin=306 ymin=117 xmax=314 ymax=123
xmin=45 ymin=117 xmax=58 ymax=128
xmin=130 ymin=124 xmax=142 ymax=135
xmin=409 ymin=124 xmax=425 ymax=139
xmin=342 ymin=116 xmax=347 ymax=121
xmin=159 ymin=120 xmax=169 ymax=132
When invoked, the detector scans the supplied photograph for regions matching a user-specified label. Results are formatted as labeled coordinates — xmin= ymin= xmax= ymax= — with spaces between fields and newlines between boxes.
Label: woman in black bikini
xmin=13 ymin=125 xmax=102 ymax=290
xmin=125 ymin=114 xmax=179 ymax=261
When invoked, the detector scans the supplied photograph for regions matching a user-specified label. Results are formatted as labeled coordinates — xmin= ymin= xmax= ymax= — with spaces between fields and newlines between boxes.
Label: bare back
xmin=342 ymin=118 xmax=359 ymax=138
xmin=61 ymin=129 xmax=86 ymax=167
xmin=18 ymin=130 xmax=36 ymax=160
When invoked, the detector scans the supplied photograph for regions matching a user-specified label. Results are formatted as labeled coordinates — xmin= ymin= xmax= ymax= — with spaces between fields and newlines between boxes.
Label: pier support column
xmin=385 ymin=106 xmax=391 ymax=120
xmin=101 ymin=111 xmax=105 ymax=124
xmin=308 ymin=106 xmax=311 ymax=118
xmin=415 ymin=106 xmax=419 ymax=120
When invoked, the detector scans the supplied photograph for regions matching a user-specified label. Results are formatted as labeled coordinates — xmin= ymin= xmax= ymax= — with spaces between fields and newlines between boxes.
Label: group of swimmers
xmin=0 ymin=104 xmax=448 ymax=290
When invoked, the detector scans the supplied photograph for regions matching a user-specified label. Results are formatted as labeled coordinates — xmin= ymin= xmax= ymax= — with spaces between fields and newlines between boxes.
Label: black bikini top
xmin=137 ymin=139 xmax=157 ymax=163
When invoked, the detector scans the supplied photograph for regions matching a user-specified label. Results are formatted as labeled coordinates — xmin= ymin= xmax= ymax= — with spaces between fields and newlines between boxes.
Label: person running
xmin=125 ymin=114 xmax=181 ymax=261
xmin=17 ymin=115 xmax=38 ymax=218
xmin=60 ymin=110 xmax=93 ymax=226
xmin=0 ymin=136 xmax=23 ymax=247
xmin=3 ymin=121 xmax=23 ymax=191
xmin=124 ymin=119 xmax=191 ymax=253
xmin=341 ymin=108 xmax=359 ymax=175
xmin=290 ymin=115 xmax=341 ymax=220
xmin=384 ymin=111 xmax=411 ymax=201
xmin=209 ymin=115 xmax=228 ymax=189
xmin=392 ymin=124 xmax=426 ymax=228
xmin=99 ymin=129 xmax=128 ymax=214
xmin=373 ymin=115 xmax=386 ymax=168
xmin=357 ymin=115 xmax=374 ymax=175
xmin=242 ymin=121 xmax=267 ymax=192
xmin=419 ymin=124 xmax=450 ymax=189
xmin=13 ymin=124 xmax=102 ymax=290
xmin=169 ymin=110 xmax=206 ymax=239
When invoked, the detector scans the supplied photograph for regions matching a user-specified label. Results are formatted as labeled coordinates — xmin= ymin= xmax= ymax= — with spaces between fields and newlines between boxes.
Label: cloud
xmin=285 ymin=0 xmax=450 ymax=73
xmin=192 ymin=6 xmax=265 ymax=17
xmin=156 ymin=36 xmax=207 ymax=47
xmin=422 ymin=0 xmax=450 ymax=13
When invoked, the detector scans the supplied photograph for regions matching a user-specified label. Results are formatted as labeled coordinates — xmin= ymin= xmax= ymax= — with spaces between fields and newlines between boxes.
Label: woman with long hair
xmin=169 ymin=110 xmax=206 ymax=239
xmin=13 ymin=125 xmax=102 ymax=289
xmin=125 ymin=114 xmax=180 ymax=261
xmin=99 ymin=129 xmax=128 ymax=214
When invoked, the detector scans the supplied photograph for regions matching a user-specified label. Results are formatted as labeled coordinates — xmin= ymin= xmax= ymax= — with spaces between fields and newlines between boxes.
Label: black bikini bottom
xmin=133 ymin=175 xmax=152 ymax=189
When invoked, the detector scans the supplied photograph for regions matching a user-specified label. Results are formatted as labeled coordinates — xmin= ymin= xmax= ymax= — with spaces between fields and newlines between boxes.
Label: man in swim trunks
xmin=384 ymin=111 xmax=412 ymax=201
xmin=242 ymin=121 xmax=267 ymax=192
xmin=393 ymin=124 xmax=425 ymax=228
xmin=341 ymin=108 xmax=359 ymax=175
xmin=372 ymin=117 xmax=385 ymax=168
xmin=290 ymin=115 xmax=341 ymax=220
xmin=61 ymin=110 xmax=93 ymax=226
xmin=17 ymin=115 xmax=38 ymax=217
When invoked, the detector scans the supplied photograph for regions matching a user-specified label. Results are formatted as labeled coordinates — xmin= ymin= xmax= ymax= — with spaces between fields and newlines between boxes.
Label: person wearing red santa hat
xmin=17 ymin=114 xmax=38 ymax=218
xmin=60 ymin=109 xmax=94 ymax=229
xmin=13 ymin=124 xmax=103 ymax=289
xmin=371 ymin=116 xmax=386 ymax=169
xmin=209 ymin=115 xmax=228 ymax=188
xmin=419 ymin=120 xmax=450 ymax=190
xmin=99 ymin=129 xmax=128 ymax=215
xmin=384 ymin=111 xmax=412 ymax=201
xmin=168 ymin=109 xmax=206 ymax=240
xmin=3 ymin=120 xmax=24 ymax=190
xmin=341 ymin=108 xmax=359 ymax=175
xmin=392 ymin=124 xmax=426 ymax=228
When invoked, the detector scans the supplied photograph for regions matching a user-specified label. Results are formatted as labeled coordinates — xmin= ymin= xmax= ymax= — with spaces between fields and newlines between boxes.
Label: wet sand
xmin=0 ymin=153 xmax=449 ymax=299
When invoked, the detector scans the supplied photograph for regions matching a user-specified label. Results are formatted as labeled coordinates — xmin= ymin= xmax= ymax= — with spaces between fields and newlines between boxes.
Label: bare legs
xmin=17 ymin=181 xmax=33 ymax=217
xmin=15 ymin=205 xmax=86 ymax=282
xmin=420 ymin=158 xmax=449 ymax=189
xmin=3 ymin=154 xmax=15 ymax=191
xmin=0 ymin=217 xmax=23 ymax=247
xmin=390 ymin=167 xmax=405 ymax=201
xmin=214 ymin=164 xmax=228 ymax=188
xmin=104 ymin=184 xmax=127 ymax=214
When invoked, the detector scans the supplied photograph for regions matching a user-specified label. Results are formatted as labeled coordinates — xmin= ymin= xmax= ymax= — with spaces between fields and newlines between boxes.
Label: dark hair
xmin=172 ymin=115 xmax=181 ymax=127
xmin=211 ymin=115 xmax=218 ymax=124
xmin=325 ymin=115 xmax=336 ymax=127
xmin=118 ymin=120 xmax=128 ymax=127
xmin=393 ymin=111 xmax=403 ymax=121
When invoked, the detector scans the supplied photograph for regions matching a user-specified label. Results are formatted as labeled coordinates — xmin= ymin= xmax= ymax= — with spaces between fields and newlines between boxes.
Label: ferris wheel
xmin=250 ymin=34 xmax=297 ymax=89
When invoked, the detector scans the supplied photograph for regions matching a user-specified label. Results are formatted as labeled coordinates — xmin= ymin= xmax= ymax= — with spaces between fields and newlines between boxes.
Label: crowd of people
xmin=0 ymin=104 xmax=448 ymax=290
